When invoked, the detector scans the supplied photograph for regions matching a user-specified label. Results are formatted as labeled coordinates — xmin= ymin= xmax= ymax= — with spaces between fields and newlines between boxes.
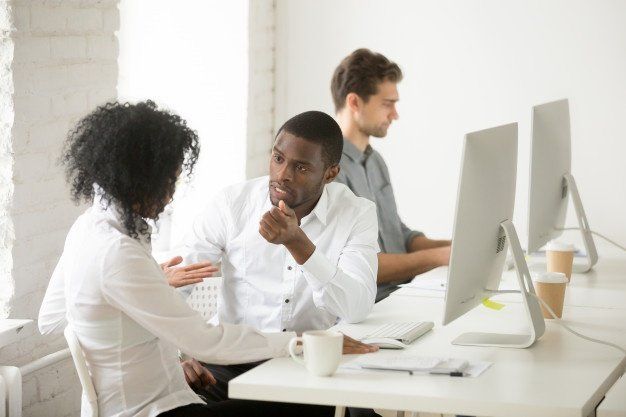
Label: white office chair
xmin=185 ymin=277 xmax=222 ymax=321
xmin=64 ymin=325 xmax=98 ymax=417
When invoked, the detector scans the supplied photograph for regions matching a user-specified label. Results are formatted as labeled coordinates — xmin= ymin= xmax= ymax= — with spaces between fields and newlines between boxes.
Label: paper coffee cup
xmin=546 ymin=240 xmax=575 ymax=281
xmin=533 ymin=272 xmax=568 ymax=319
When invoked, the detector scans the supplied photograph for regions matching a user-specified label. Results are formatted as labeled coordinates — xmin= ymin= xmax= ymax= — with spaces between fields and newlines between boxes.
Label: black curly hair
xmin=62 ymin=100 xmax=200 ymax=239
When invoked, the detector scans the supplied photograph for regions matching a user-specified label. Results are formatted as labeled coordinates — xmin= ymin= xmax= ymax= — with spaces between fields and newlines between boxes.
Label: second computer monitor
xmin=527 ymin=99 xmax=598 ymax=271
xmin=527 ymin=99 xmax=571 ymax=252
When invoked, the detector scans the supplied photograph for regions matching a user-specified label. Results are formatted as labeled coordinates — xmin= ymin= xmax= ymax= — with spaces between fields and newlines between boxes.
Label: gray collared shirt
xmin=335 ymin=140 xmax=424 ymax=300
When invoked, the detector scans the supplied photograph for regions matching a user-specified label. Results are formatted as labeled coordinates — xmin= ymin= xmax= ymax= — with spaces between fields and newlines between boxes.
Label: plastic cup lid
xmin=546 ymin=240 xmax=576 ymax=252
xmin=532 ymin=272 xmax=568 ymax=284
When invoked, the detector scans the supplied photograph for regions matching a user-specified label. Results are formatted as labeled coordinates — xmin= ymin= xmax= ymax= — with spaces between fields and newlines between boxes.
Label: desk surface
xmin=598 ymin=374 xmax=626 ymax=417
xmin=0 ymin=319 xmax=33 ymax=349
xmin=229 ymin=241 xmax=626 ymax=416
xmin=230 ymin=295 xmax=626 ymax=417
xmin=396 ymin=244 xmax=626 ymax=310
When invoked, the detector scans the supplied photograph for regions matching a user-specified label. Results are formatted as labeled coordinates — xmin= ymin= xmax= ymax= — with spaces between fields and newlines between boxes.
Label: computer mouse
xmin=360 ymin=338 xmax=409 ymax=349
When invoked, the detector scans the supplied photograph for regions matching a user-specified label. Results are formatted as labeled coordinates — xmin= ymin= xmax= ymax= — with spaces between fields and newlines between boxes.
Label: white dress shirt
xmin=38 ymin=199 xmax=294 ymax=417
xmin=176 ymin=176 xmax=379 ymax=334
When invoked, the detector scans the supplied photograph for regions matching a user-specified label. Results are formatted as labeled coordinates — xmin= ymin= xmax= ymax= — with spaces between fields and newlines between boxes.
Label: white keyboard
xmin=363 ymin=321 xmax=434 ymax=344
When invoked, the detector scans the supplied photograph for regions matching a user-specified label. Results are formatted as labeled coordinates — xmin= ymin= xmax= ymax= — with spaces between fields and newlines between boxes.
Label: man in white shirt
xmin=40 ymin=102 xmax=377 ymax=417
xmin=176 ymin=111 xmax=379 ymax=407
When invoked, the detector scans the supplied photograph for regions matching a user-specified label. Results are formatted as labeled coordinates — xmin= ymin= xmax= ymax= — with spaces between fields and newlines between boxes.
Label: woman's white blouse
xmin=38 ymin=200 xmax=294 ymax=417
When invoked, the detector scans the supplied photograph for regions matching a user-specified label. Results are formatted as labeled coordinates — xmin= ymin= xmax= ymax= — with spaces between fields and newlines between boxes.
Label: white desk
xmin=230 ymin=295 xmax=626 ymax=417
xmin=598 ymin=373 xmax=626 ymax=417
xmin=0 ymin=319 xmax=33 ymax=349
xmin=395 ymin=245 xmax=626 ymax=310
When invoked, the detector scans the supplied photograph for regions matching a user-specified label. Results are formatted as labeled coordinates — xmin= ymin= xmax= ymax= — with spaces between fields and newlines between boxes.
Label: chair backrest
xmin=64 ymin=325 xmax=98 ymax=417
xmin=186 ymin=277 xmax=222 ymax=321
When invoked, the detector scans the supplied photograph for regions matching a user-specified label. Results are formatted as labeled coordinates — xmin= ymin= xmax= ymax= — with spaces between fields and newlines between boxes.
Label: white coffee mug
xmin=288 ymin=330 xmax=343 ymax=377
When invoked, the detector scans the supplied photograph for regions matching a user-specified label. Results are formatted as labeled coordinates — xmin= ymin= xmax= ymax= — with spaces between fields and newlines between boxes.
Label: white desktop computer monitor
xmin=442 ymin=123 xmax=545 ymax=348
xmin=527 ymin=99 xmax=598 ymax=272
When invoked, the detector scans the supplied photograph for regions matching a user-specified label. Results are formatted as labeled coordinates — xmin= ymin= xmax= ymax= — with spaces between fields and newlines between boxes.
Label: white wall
xmin=1 ymin=1 xmax=119 ymax=415
xmin=118 ymin=0 xmax=250 ymax=243
xmin=118 ymin=0 xmax=277 ymax=246
xmin=247 ymin=0 xmax=276 ymax=179
xmin=275 ymin=0 xmax=626 ymax=248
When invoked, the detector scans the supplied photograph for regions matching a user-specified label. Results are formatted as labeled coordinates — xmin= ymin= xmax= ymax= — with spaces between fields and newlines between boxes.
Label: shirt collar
xmin=92 ymin=189 xmax=153 ymax=247
xmin=305 ymin=185 xmax=328 ymax=226
xmin=342 ymin=139 xmax=373 ymax=165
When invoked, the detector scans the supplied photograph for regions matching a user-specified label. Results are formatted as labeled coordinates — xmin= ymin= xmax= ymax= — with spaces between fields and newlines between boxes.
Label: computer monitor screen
xmin=442 ymin=123 xmax=518 ymax=326
xmin=527 ymin=99 xmax=597 ymax=271
xmin=442 ymin=122 xmax=545 ymax=348
xmin=527 ymin=99 xmax=571 ymax=253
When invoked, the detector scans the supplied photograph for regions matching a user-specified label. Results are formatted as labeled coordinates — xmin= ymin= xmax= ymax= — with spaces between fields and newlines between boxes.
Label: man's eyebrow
xmin=293 ymin=159 xmax=313 ymax=166
xmin=272 ymin=147 xmax=314 ymax=166
xmin=383 ymin=98 xmax=399 ymax=103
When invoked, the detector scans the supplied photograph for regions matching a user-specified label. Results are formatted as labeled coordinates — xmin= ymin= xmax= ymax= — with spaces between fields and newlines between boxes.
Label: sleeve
xmin=174 ymin=192 xmax=231 ymax=266
xmin=401 ymin=221 xmax=424 ymax=251
xmin=38 ymin=252 xmax=68 ymax=335
xmin=170 ymin=192 xmax=231 ymax=297
xmin=300 ymin=203 xmax=379 ymax=323
xmin=101 ymin=240 xmax=295 ymax=365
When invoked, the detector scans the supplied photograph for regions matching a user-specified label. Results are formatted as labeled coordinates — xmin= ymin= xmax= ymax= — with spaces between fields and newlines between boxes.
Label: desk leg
xmin=396 ymin=412 xmax=405 ymax=417
xmin=334 ymin=406 xmax=346 ymax=417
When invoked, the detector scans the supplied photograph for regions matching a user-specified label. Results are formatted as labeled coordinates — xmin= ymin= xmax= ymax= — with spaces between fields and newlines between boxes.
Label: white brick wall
xmin=1 ymin=2 xmax=16 ymax=320
xmin=246 ymin=0 xmax=276 ymax=179
xmin=1 ymin=1 xmax=276 ymax=414
xmin=0 ymin=1 xmax=119 ymax=416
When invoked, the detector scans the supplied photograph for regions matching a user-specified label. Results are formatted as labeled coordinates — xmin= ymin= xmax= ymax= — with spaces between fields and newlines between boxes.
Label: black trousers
xmin=158 ymin=401 xmax=332 ymax=417
xmin=197 ymin=361 xmax=380 ymax=417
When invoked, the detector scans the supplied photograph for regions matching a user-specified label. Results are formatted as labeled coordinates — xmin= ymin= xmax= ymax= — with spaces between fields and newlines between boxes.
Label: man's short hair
xmin=331 ymin=48 xmax=403 ymax=112
xmin=276 ymin=111 xmax=343 ymax=167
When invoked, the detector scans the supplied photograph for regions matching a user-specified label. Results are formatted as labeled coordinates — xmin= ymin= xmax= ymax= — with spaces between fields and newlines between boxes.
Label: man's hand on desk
xmin=181 ymin=358 xmax=217 ymax=391
xmin=160 ymin=256 xmax=219 ymax=288
xmin=342 ymin=334 xmax=379 ymax=354
xmin=259 ymin=200 xmax=315 ymax=264
xmin=294 ymin=333 xmax=378 ymax=354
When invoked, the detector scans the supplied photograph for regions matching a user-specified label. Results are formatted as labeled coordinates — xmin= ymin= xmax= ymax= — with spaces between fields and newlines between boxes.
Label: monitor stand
xmin=452 ymin=220 xmax=546 ymax=348
xmin=562 ymin=173 xmax=598 ymax=273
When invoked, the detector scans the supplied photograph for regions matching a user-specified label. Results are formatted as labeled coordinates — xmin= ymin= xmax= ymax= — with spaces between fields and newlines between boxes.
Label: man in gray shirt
xmin=332 ymin=49 xmax=451 ymax=301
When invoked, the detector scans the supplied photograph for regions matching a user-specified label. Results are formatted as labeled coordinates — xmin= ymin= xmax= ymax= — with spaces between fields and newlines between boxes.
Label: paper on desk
xmin=400 ymin=271 xmax=519 ymax=293
xmin=340 ymin=358 xmax=492 ymax=378
xmin=463 ymin=361 xmax=492 ymax=377
xmin=399 ymin=276 xmax=447 ymax=291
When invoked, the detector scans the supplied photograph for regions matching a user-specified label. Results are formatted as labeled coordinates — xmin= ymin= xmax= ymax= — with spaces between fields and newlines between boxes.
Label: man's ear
xmin=346 ymin=92 xmax=361 ymax=113
xmin=324 ymin=164 xmax=340 ymax=184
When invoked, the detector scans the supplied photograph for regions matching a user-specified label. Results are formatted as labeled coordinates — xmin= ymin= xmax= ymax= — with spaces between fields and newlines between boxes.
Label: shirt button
xmin=287 ymin=266 xmax=293 ymax=270
xmin=285 ymin=299 xmax=290 ymax=303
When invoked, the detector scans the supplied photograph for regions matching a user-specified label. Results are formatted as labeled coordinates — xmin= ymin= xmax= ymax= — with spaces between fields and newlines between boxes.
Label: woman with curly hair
xmin=37 ymin=101 xmax=301 ymax=417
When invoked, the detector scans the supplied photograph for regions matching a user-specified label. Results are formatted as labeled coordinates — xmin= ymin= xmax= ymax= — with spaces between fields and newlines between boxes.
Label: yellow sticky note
xmin=482 ymin=298 xmax=505 ymax=310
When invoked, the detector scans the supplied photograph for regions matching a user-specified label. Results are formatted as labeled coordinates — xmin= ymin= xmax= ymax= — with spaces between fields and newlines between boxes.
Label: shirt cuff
xmin=266 ymin=331 xmax=297 ymax=357
xmin=300 ymin=249 xmax=337 ymax=290
xmin=404 ymin=230 xmax=425 ymax=250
